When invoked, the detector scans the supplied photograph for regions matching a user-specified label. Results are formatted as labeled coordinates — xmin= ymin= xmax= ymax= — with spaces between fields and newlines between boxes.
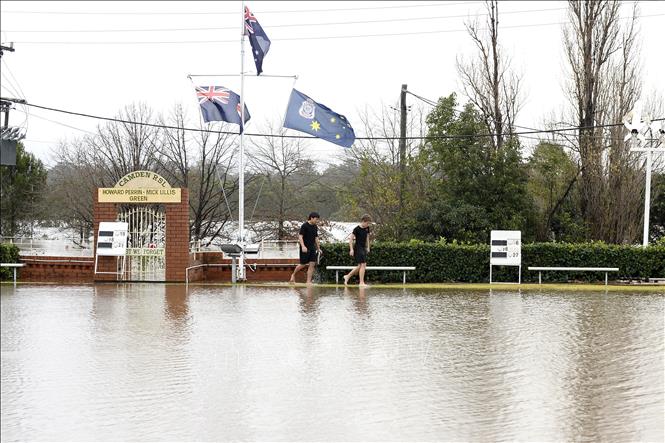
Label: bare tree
xmin=48 ymin=138 xmax=111 ymax=245
xmin=600 ymin=5 xmax=644 ymax=243
xmin=248 ymin=121 xmax=312 ymax=240
xmin=563 ymin=0 xmax=622 ymax=239
xmin=457 ymin=0 xmax=522 ymax=152
xmin=85 ymin=102 xmax=161 ymax=183
xmin=156 ymin=104 xmax=239 ymax=245
xmin=344 ymin=102 xmax=429 ymax=238
xmin=561 ymin=0 xmax=657 ymax=243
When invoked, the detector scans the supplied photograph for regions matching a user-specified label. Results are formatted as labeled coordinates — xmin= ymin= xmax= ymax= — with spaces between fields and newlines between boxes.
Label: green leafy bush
xmin=319 ymin=242 xmax=665 ymax=283
xmin=0 ymin=243 xmax=20 ymax=281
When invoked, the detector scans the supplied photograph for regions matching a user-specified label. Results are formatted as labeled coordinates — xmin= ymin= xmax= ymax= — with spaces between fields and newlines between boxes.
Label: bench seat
xmin=1 ymin=263 xmax=25 ymax=285
xmin=528 ymin=266 xmax=619 ymax=285
xmin=326 ymin=266 xmax=416 ymax=284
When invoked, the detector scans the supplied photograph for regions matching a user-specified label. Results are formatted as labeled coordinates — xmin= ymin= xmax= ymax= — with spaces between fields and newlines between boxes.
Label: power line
xmin=1 ymin=2 xmax=481 ymax=16
xmin=1 ymin=58 xmax=30 ymax=131
xmin=3 ymin=7 xmax=568 ymax=33
xmin=12 ymin=13 xmax=661 ymax=44
xmin=8 ymin=98 xmax=660 ymax=142
xmin=406 ymin=89 xmax=543 ymax=133
xmin=17 ymin=109 xmax=97 ymax=135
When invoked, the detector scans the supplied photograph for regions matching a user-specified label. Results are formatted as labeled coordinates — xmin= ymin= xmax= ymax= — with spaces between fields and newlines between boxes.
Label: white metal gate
xmin=117 ymin=205 xmax=166 ymax=281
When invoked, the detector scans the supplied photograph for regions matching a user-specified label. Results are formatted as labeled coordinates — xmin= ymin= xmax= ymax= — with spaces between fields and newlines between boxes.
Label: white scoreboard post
xmin=489 ymin=230 xmax=521 ymax=284
xmin=94 ymin=222 xmax=129 ymax=277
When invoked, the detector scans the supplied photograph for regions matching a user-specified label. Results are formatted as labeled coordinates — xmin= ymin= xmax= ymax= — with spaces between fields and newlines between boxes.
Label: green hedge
xmin=318 ymin=242 xmax=665 ymax=283
xmin=0 ymin=243 xmax=20 ymax=281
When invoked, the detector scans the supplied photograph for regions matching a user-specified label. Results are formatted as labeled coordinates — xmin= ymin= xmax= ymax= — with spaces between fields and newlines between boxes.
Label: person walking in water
xmin=343 ymin=214 xmax=372 ymax=286
xmin=289 ymin=212 xmax=322 ymax=285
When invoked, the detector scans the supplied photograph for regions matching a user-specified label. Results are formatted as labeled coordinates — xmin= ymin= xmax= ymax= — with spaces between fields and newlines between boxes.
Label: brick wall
xmin=93 ymin=188 xmax=191 ymax=282
xmin=165 ymin=189 xmax=189 ymax=282
xmin=93 ymin=190 xmax=118 ymax=281
xmin=19 ymin=256 xmax=94 ymax=282
xmin=187 ymin=252 xmax=302 ymax=283
xmin=20 ymin=187 xmax=304 ymax=284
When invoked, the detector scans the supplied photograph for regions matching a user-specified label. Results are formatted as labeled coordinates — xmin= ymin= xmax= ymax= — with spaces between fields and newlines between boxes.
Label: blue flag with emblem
xmin=195 ymin=85 xmax=250 ymax=133
xmin=244 ymin=6 xmax=271 ymax=75
xmin=283 ymin=89 xmax=355 ymax=148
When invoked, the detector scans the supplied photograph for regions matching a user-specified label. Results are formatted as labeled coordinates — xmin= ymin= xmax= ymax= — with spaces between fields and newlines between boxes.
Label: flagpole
xmin=238 ymin=0 xmax=246 ymax=281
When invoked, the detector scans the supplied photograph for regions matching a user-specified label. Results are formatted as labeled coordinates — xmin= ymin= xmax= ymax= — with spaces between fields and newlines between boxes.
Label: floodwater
xmin=1 ymin=284 xmax=663 ymax=442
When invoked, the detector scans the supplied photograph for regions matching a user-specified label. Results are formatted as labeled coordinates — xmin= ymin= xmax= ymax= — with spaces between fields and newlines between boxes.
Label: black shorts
xmin=299 ymin=248 xmax=318 ymax=265
xmin=354 ymin=247 xmax=367 ymax=264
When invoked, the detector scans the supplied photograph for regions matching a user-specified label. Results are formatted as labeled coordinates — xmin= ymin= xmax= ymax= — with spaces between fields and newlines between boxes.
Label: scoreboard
xmin=490 ymin=230 xmax=521 ymax=284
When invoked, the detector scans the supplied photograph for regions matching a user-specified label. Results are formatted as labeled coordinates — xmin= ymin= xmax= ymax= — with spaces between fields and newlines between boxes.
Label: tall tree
xmin=0 ymin=142 xmax=47 ymax=237
xmin=527 ymin=142 xmax=584 ymax=241
xmin=157 ymin=104 xmax=239 ymax=245
xmin=457 ymin=0 xmax=522 ymax=152
xmin=418 ymin=94 xmax=532 ymax=243
xmin=85 ymin=102 xmax=160 ymax=183
xmin=248 ymin=122 xmax=313 ymax=240
xmin=562 ymin=0 xmax=622 ymax=239
xmin=343 ymin=102 xmax=429 ymax=239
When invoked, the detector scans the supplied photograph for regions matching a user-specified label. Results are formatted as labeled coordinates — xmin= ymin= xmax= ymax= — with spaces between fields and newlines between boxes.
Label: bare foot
xmin=343 ymin=274 xmax=350 ymax=285
xmin=359 ymin=282 xmax=370 ymax=287
xmin=289 ymin=276 xmax=296 ymax=284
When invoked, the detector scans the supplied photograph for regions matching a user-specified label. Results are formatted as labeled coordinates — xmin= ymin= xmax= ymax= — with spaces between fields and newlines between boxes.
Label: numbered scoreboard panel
xmin=490 ymin=230 xmax=521 ymax=266
xmin=97 ymin=222 xmax=129 ymax=257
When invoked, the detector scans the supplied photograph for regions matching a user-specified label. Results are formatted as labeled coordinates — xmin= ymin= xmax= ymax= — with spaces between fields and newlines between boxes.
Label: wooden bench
xmin=326 ymin=266 xmax=416 ymax=284
xmin=1 ymin=263 xmax=25 ymax=284
xmin=528 ymin=266 xmax=619 ymax=286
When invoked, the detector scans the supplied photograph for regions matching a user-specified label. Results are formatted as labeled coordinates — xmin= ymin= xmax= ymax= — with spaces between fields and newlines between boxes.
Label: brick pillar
xmin=165 ymin=188 xmax=189 ymax=282
xmin=93 ymin=188 xmax=119 ymax=281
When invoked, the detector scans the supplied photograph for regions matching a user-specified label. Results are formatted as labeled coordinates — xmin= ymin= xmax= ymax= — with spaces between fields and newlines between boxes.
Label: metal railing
xmin=189 ymin=239 xmax=300 ymax=259
xmin=2 ymin=236 xmax=94 ymax=257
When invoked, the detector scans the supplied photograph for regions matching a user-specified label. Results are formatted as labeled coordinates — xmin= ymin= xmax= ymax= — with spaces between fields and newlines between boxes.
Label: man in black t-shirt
xmin=289 ymin=212 xmax=322 ymax=284
xmin=343 ymin=214 xmax=372 ymax=286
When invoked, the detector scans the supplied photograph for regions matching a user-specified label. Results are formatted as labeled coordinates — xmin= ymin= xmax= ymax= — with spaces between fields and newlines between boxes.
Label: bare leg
xmin=290 ymin=264 xmax=307 ymax=283
xmin=306 ymin=262 xmax=316 ymax=284
xmin=358 ymin=263 xmax=367 ymax=286
xmin=344 ymin=265 xmax=360 ymax=285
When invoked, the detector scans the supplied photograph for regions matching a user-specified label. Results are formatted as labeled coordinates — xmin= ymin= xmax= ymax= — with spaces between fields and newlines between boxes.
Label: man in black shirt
xmin=343 ymin=214 xmax=372 ymax=286
xmin=289 ymin=212 xmax=322 ymax=284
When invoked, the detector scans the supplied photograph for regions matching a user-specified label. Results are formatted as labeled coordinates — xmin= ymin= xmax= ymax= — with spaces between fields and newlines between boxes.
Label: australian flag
xmin=195 ymin=85 xmax=250 ymax=132
xmin=244 ymin=6 xmax=271 ymax=75
xmin=283 ymin=89 xmax=355 ymax=148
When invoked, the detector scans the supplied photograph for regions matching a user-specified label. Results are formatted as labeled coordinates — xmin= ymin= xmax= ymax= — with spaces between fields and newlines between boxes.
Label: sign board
xmin=98 ymin=187 xmax=181 ymax=203
xmin=490 ymin=230 xmax=521 ymax=284
xmin=98 ymin=170 xmax=182 ymax=203
xmin=490 ymin=230 xmax=521 ymax=266
xmin=126 ymin=247 xmax=165 ymax=257
xmin=96 ymin=222 xmax=128 ymax=256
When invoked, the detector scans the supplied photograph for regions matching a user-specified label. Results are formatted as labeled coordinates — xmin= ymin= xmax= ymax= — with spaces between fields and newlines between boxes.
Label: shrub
xmin=0 ymin=243 xmax=20 ymax=281
xmin=319 ymin=241 xmax=665 ymax=283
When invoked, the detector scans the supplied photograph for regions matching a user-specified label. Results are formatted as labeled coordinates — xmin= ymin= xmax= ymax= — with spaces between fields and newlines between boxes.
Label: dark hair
xmin=308 ymin=212 xmax=320 ymax=220
xmin=361 ymin=214 xmax=372 ymax=222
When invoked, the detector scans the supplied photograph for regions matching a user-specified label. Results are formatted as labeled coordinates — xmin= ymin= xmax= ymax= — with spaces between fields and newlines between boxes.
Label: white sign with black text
xmin=490 ymin=230 xmax=521 ymax=284
xmin=96 ymin=222 xmax=129 ymax=257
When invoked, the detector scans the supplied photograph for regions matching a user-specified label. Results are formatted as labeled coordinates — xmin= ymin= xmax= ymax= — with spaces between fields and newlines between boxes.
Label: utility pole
xmin=398 ymin=84 xmax=407 ymax=239
xmin=1 ymin=43 xmax=16 ymax=128
xmin=1 ymin=42 xmax=26 ymax=167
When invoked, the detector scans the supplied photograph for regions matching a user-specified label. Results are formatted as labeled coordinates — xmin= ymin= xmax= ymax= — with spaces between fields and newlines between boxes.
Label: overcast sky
xmin=1 ymin=1 xmax=663 ymax=166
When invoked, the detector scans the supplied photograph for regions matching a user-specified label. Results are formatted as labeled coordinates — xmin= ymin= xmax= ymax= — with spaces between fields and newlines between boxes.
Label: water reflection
xmin=164 ymin=284 xmax=189 ymax=324
xmin=295 ymin=285 xmax=318 ymax=315
xmin=1 ymin=284 xmax=662 ymax=442
xmin=344 ymin=285 xmax=369 ymax=316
